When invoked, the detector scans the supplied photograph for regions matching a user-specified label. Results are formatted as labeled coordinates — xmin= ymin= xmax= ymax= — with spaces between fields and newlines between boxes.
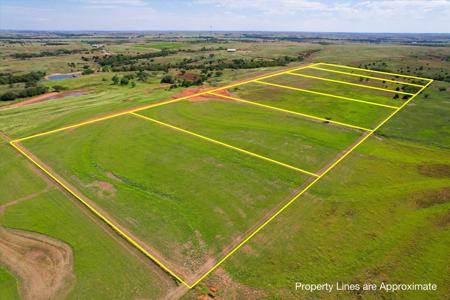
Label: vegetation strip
xmin=7 ymin=63 xmax=433 ymax=289
xmin=308 ymin=66 xmax=426 ymax=87
xmin=318 ymin=62 xmax=433 ymax=82
xmin=130 ymin=112 xmax=319 ymax=177
xmin=207 ymin=92 xmax=371 ymax=132
xmin=254 ymin=80 xmax=400 ymax=109
xmin=287 ymin=71 xmax=416 ymax=95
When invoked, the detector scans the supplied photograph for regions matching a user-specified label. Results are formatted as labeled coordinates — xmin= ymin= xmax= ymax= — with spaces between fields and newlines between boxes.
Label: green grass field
xmin=296 ymin=66 xmax=423 ymax=93
xmin=133 ymin=41 xmax=191 ymax=50
xmin=22 ymin=114 xmax=308 ymax=278
xmin=1 ymin=36 xmax=449 ymax=299
xmin=0 ymin=266 xmax=20 ymax=300
xmin=0 ymin=142 xmax=174 ymax=299
xmin=264 ymin=73 xmax=408 ymax=106
xmin=185 ymin=83 xmax=450 ymax=299
xmin=202 ymin=137 xmax=450 ymax=300
xmin=228 ymin=82 xmax=395 ymax=129
xmin=139 ymin=97 xmax=362 ymax=173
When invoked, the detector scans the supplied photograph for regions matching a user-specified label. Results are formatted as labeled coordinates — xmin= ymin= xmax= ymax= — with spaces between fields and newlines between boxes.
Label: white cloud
xmin=1 ymin=0 xmax=449 ymax=32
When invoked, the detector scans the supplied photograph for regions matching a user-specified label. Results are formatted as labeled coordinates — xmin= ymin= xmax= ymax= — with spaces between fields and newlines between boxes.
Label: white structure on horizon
xmin=227 ymin=48 xmax=237 ymax=52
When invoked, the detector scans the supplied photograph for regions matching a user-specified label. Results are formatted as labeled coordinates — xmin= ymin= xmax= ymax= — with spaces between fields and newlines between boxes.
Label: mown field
xmin=21 ymin=114 xmax=308 ymax=279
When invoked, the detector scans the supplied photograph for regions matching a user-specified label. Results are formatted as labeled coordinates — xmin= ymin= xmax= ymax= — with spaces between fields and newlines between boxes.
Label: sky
xmin=1 ymin=0 xmax=449 ymax=33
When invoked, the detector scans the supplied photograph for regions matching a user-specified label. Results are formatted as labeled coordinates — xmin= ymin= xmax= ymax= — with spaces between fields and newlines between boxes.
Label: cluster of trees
xmin=0 ymin=71 xmax=46 ymax=85
xmin=110 ymin=70 xmax=153 ymax=87
xmin=160 ymin=71 xmax=209 ymax=88
xmin=92 ymin=49 xmax=319 ymax=74
xmin=0 ymin=85 xmax=48 ymax=101
xmin=92 ymin=46 xmax=228 ymax=71
xmin=11 ymin=48 xmax=88 ymax=59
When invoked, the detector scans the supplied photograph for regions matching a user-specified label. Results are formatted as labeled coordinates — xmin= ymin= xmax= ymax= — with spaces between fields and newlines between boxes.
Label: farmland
xmin=0 ymin=31 xmax=449 ymax=300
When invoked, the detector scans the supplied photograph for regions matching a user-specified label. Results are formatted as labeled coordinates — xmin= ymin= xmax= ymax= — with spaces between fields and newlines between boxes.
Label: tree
xmin=130 ymin=81 xmax=136 ymax=88
xmin=120 ymin=77 xmax=129 ymax=85
xmin=161 ymin=74 xmax=174 ymax=84
xmin=112 ymin=75 xmax=119 ymax=85
xmin=52 ymin=85 xmax=67 ymax=92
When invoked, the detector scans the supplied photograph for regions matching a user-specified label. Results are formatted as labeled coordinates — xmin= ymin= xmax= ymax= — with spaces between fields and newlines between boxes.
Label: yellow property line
xmin=318 ymin=62 xmax=432 ymax=82
xmin=309 ymin=66 xmax=425 ymax=88
xmin=254 ymin=80 xmax=399 ymax=109
xmin=287 ymin=71 xmax=415 ymax=95
xmin=188 ymin=79 xmax=433 ymax=288
xmin=208 ymin=92 xmax=371 ymax=132
xmin=130 ymin=112 xmax=319 ymax=177
xmin=13 ymin=63 xmax=320 ymax=144
xmin=8 ymin=140 xmax=192 ymax=288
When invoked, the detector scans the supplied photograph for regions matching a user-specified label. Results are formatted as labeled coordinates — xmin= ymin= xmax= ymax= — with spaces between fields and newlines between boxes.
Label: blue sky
xmin=1 ymin=0 xmax=449 ymax=32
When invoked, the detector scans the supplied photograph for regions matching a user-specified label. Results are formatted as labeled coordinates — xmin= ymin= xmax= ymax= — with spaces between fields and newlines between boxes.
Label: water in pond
xmin=47 ymin=74 xmax=79 ymax=81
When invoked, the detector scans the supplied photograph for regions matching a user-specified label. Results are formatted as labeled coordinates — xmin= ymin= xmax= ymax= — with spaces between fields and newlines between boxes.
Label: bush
xmin=52 ymin=85 xmax=67 ymax=92
xmin=161 ymin=74 xmax=174 ymax=84
xmin=0 ymin=85 xmax=48 ymax=101
xmin=120 ymin=77 xmax=129 ymax=85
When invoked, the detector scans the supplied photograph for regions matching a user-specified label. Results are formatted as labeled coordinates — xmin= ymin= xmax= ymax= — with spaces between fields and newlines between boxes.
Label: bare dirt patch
xmin=414 ymin=187 xmax=450 ymax=208
xmin=170 ymin=87 xmax=235 ymax=103
xmin=0 ymin=228 xmax=75 ymax=300
xmin=192 ymin=268 xmax=266 ymax=300
xmin=86 ymin=180 xmax=117 ymax=198
xmin=417 ymin=164 xmax=450 ymax=178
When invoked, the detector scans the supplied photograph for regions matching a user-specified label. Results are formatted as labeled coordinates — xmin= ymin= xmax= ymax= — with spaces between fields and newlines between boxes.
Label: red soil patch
xmin=1 ymin=90 xmax=85 ymax=110
xmin=171 ymin=87 xmax=235 ymax=103
xmin=176 ymin=72 xmax=201 ymax=81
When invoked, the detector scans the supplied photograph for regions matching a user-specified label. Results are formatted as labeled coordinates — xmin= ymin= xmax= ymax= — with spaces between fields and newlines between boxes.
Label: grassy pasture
xmin=0 ymin=74 xmax=179 ymax=139
xmin=22 ymin=114 xmax=308 ymax=278
xmin=133 ymin=41 xmax=191 ymax=49
xmin=317 ymin=63 xmax=432 ymax=85
xmin=140 ymin=98 xmax=362 ymax=173
xmin=228 ymin=82 xmax=394 ymax=129
xmin=0 ymin=142 xmax=173 ymax=299
xmin=264 ymin=73 xmax=408 ymax=106
xmin=189 ymin=136 xmax=450 ymax=299
xmin=0 ymin=141 xmax=47 ymax=206
xmin=1 ymin=190 xmax=173 ymax=299
xmin=296 ymin=67 xmax=423 ymax=93
xmin=0 ymin=267 xmax=19 ymax=300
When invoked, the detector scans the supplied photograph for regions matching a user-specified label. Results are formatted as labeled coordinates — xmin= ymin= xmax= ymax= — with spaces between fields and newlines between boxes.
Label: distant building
xmin=226 ymin=48 xmax=237 ymax=52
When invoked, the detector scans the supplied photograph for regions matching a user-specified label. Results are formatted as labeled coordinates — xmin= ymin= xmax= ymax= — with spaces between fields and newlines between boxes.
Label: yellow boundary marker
xmin=254 ymin=80 xmax=399 ymax=109
xmin=8 ymin=62 xmax=433 ymax=289
xmin=208 ymin=92 xmax=371 ymax=132
xmin=318 ymin=62 xmax=432 ymax=82
xmin=309 ymin=66 xmax=425 ymax=88
xmin=287 ymin=71 xmax=415 ymax=95
xmin=130 ymin=112 xmax=319 ymax=177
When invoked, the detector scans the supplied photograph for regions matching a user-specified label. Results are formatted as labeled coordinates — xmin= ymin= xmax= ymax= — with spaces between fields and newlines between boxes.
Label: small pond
xmin=47 ymin=73 xmax=80 ymax=81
